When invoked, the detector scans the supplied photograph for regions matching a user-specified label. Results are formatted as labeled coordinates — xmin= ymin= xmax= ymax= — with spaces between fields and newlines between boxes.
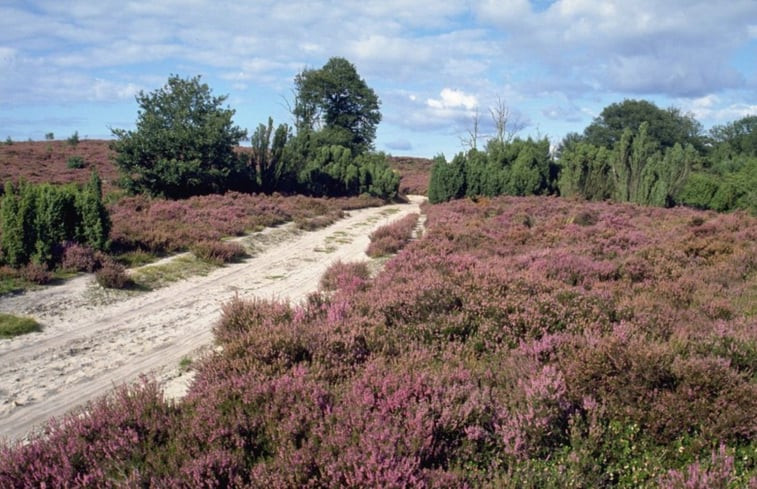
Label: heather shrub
xmin=658 ymin=444 xmax=736 ymax=489
xmin=20 ymin=262 xmax=52 ymax=284
xmin=60 ymin=242 xmax=99 ymax=272
xmin=109 ymin=192 xmax=379 ymax=255
xmin=213 ymin=296 xmax=293 ymax=346
xmin=366 ymin=212 xmax=419 ymax=257
xmin=0 ymin=378 xmax=179 ymax=487
xmin=3 ymin=195 xmax=756 ymax=486
xmin=294 ymin=210 xmax=343 ymax=231
xmin=319 ymin=260 xmax=370 ymax=292
xmin=190 ymin=240 xmax=247 ymax=265
xmin=95 ymin=259 xmax=132 ymax=289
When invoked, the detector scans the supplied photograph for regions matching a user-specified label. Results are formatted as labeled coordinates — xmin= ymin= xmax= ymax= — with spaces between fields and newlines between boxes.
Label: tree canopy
xmin=581 ymin=99 xmax=703 ymax=151
xmin=293 ymin=57 xmax=381 ymax=155
xmin=111 ymin=75 xmax=249 ymax=199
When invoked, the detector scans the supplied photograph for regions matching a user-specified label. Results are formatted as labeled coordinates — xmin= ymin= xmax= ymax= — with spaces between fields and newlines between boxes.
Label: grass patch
xmin=131 ymin=254 xmax=216 ymax=290
xmin=116 ymin=249 xmax=159 ymax=267
xmin=325 ymin=231 xmax=353 ymax=245
xmin=379 ymin=207 xmax=401 ymax=216
xmin=0 ymin=275 xmax=27 ymax=296
xmin=0 ymin=313 xmax=42 ymax=339
xmin=179 ymin=356 xmax=193 ymax=372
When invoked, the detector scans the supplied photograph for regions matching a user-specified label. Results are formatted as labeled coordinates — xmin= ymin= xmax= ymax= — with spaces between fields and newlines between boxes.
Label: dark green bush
xmin=66 ymin=156 xmax=86 ymax=169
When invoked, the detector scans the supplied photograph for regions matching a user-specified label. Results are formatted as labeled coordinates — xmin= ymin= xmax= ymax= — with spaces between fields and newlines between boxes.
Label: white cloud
xmin=1 ymin=0 xmax=755 ymax=154
xmin=427 ymin=88 xmax=479 ymax=110
xmin=476 ymin=0 xmax=757 ymax=98
xmin=682 ymin=95 xmax=757 ymax=122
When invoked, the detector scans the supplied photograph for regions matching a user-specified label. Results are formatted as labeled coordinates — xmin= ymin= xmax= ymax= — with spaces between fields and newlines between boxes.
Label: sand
xmin=0 ymin=196 xmax=424 ymax=442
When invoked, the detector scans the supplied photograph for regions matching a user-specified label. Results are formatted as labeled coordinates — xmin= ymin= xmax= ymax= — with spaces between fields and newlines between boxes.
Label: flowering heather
xmin=3 ymin=196 xmax=756 ymax=487
xmin=319 ymin=260 xmax=371 ymax=292
xmin=191 ymin=240 xmax=247 ymax=265
xmin=109 ymin=192 xmax=381 ymax=255
xmin=365 ymin=212 xmax=420 ymax=257
xmin=0 ymin=140 xmax=119 ymax=193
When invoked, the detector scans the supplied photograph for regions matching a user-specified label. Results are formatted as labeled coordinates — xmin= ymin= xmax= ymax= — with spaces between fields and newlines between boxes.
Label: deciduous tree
xmin=293 ymin=58 xmax=381 ymax=156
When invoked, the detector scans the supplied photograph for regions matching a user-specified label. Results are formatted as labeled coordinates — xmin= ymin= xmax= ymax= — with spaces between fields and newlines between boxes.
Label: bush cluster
xmin=94 ymin=259 xmax=132 ymax=289
xmin=0 ymin=171 xmax=110 ymax=268
xmin=2 ymin=197 xmax=755 ymax=487
xmin=429 ymin=138 xmax=557 ymax=204
xmin=319 ymin=260 xmax=370 ymax=292
xmin=365 ymin=212 xmax=420 ymax=257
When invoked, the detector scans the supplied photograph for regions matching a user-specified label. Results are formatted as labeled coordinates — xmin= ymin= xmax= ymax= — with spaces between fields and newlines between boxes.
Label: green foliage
xmin=1 ymin=182 xmax=25 ymax=266
xmin=677 ymin=173 xmax=720 ymax=209
xmin=66 ymin=131 xmax=80 ymax=147
xmin=293 ymin=57 xmax=381 ymax=156
xmin=66 ymin=155 xmax=86 ymax=169
xmin=296 ymin=145 xmax=398 ymax=199
xmin=44 ymin=132 xmax=54 ymax=141
xmin=581 ymin=99 xmax=703 ymax=151
xmin=251 ymin=118 xmax=293 ymax=194
xmin=559 ymin=121 xmax=694 ymax=207
xmin=611 ymin=123 xmax=693 ymax=206
xmin=357 ymin=152 xmax=400 ymax=199
xmin=428 ymin=154 xmax=465 ymax=204
xmin=4 ymin=136 xmax=12 ymax=146
xmin=77 ymin=171 xmax=111 ymax=251
xmin=0 ymin=175 xmax=110 ymax=268
xmin=557 ymin=142 xmax=614 ymax=200
xmin=0 ymin=313 xmax=41 ymax=338
xmin=428 ymin=137 xmax=557 ymax=204
xmin=708 ymin=115 xmax=757 ymax=160
xmin=708 ymin=157 xmax=757 ymax=214
xmin=110 ymin=74 xmax=248 ymax=199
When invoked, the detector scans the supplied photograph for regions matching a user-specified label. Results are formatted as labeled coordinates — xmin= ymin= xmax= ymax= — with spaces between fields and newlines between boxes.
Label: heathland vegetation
xmin=1 ymin=58 xmax=756 ymax=487
xmin=2 ymin=196 xmax=755 ymax=487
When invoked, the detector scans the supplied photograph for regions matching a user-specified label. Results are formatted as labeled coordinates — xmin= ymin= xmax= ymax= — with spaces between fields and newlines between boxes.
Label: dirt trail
xmin=0 ymin=196 xmax=424 ymax=442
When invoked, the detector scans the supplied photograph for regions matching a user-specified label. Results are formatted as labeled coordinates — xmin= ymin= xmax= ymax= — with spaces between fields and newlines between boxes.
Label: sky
xmin=1 ymin=0 xmax=756 ymax=158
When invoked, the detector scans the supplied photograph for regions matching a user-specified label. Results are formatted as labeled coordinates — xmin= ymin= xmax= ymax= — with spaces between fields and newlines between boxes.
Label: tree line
xmin=110 ymin=58 xmax=398 ymax=201
xmin=430 ymin=98 xmax=756 ymax=214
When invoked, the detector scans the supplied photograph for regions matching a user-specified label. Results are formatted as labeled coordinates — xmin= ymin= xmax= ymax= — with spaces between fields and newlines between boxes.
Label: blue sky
xmin=1 ymin=0 xmax=756 ymax=158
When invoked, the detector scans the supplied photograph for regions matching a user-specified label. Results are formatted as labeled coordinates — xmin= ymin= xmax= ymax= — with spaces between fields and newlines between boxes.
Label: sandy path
xmin=0 ymin=196 xmax=424 ymax=442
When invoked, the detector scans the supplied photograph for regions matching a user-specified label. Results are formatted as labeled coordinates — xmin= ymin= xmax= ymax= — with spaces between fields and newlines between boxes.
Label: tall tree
xmin=582 ymin=99 xmax=703 ymax=151
xmin=293 ymin=57 xmax=381 ymax=155
xmin=111 ymin=75 xmax=248 ymax=198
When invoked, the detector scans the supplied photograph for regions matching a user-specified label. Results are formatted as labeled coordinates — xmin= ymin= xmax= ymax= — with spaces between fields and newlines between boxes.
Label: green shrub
xmin=0 ymin=174 xmax=110 ymax=268
xmin=66 ymin=131 xmax=80 ymax=147
xmin=66 ymin=156 xmax=86 ymax=169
